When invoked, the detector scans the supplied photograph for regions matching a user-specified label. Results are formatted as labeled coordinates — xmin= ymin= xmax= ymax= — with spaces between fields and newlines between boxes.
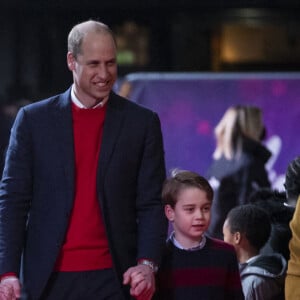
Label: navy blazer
xmin=0 ymin=88 xmax=167 ymax=299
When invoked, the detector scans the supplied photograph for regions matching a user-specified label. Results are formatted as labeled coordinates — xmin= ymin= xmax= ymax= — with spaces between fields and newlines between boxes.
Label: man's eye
xmin=88 ymin=62 xmax=98 ymax=67
xmin=185 ymin=208 xmax=193 ymax=212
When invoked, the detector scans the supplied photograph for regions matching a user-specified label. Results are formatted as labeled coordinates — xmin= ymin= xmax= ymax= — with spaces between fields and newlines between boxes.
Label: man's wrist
xmin=138 ymin=259 xmax=158 ymax=273
xmin=0 ymin=272 xmax=17 ymax=282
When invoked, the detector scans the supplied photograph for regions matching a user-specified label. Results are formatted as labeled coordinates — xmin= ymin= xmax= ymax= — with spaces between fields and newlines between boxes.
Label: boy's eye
xmin=203 ymin=206 xmax=210 ymax=212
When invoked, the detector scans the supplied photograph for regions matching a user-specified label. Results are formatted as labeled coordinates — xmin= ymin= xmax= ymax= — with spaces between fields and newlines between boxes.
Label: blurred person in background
xmin=206 ymin=105 xmax=271 ymax=239
xmin=284 ymin=155 xmax=300 ymax=207
xmin=0 ymin=100 xmax=31 ymax=176
xmin=285 ymin=195 xmax=300 ymax=300
xmin=284 ymin=156 xmax=300 ymax=299
xmin=0 ymin=104 xmax=12 ymax=176
xmin=248 ymin=188 xmax=294 ymax=262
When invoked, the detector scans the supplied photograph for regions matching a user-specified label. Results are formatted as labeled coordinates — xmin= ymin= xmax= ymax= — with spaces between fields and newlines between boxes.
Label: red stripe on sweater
xmin=160 ymin=267 xmax=242 ymax=291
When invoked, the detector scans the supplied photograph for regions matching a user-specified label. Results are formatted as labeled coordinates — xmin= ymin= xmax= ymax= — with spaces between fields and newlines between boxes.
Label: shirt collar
xmin=168 ymin=231 xmax=206 ymax=251
xmin=71 ymin=85 xmax=104 ymax=109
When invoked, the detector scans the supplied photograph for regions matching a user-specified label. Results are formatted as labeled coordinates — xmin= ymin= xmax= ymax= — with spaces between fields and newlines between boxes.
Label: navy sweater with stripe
xmin=155 ymin=237 xmax=245 ymax=300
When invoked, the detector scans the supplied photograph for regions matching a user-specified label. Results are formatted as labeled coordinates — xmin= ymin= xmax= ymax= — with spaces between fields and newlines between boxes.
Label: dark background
xmin=1 ymin=0 xmax=300 ymax=103
xmin=1 ymin=0 xmax=300 ymax=182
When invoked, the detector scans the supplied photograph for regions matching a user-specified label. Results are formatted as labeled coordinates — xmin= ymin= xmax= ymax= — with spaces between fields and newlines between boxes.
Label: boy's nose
xmin=195 ymin=209 xmax=204 ymax=218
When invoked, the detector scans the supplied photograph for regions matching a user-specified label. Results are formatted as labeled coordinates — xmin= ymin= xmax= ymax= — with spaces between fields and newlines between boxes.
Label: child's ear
xmin=234 ymin=232 xmax=242 ymax=244
xmin=165 ymin=204 xmax=175 ymax=222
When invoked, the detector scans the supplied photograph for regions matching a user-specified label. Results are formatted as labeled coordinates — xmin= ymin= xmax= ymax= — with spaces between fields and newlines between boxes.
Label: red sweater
xmin=54 ymin=103 xmax=113 ymax=271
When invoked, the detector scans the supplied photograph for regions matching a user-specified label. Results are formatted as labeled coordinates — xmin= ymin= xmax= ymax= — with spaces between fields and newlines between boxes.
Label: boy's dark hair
xmin=162 ymin=169 xmax=214 ymax=208
xmin=226 ymin=204 xmax=271 ymax=251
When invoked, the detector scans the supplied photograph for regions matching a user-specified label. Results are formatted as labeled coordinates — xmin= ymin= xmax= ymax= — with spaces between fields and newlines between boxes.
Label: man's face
xmin=67 ymin=32 xmax=117 ymax=107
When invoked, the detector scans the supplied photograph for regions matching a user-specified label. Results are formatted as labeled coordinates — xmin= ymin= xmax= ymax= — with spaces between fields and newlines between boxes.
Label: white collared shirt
xmin=168 ymin=231 xmax=206 ymax=251
xmin=71 ymin=85 xmax=104 ymax=109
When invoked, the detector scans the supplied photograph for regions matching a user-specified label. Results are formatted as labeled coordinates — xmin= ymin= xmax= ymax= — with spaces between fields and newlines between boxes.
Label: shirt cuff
xmin=138 ymin=259 xmax=158 ymax=272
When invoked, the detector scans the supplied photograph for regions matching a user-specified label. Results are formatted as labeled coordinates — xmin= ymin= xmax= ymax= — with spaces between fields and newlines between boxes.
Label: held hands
xmin=0 ymin=277 xmax=21 ymax=300
xmin=123 ymin=264 xmax=155 ymax=300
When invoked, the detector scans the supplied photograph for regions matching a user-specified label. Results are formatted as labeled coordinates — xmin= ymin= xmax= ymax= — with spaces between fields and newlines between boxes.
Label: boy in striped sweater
xmin=155 ymin=170 xmax=244 ymax=299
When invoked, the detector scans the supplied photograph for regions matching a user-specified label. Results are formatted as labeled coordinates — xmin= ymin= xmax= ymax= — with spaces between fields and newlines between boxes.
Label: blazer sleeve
xmin=0 ymin=108 xmax=33 ymax=275
xmin=135 ymin=111 xmax=167 ymax=265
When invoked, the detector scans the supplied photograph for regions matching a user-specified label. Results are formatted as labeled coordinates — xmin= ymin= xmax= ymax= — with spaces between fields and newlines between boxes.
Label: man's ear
xmin=67 ymin=52 xmax=76 ymax=71
xmin=165 ymin=204 xmax=175 ymax=222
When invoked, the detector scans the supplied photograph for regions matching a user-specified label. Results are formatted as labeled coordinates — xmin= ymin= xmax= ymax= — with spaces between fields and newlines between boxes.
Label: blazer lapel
xmin=97 ymin=92 xmax=125 ymax=192
xmin=53 ymin=88 xmax=75 ymax=210
xmin=51 ymin=90 xmax=124 ymax=209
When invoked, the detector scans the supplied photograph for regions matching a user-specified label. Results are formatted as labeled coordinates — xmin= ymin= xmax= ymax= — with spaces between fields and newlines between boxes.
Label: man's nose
xmin=97 ymin=65 xmax=108 ymax=78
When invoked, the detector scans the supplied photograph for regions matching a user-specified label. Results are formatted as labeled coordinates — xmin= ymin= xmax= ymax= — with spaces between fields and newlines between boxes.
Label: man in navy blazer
xmin=0 ymin=20 xmax=167 ymax=299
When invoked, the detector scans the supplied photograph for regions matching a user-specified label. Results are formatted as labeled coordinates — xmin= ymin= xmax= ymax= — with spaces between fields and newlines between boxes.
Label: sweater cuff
xmin=0 ymin=272 xmax=17 ymax=281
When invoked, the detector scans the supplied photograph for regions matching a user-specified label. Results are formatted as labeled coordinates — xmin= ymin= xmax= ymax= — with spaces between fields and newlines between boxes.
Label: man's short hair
xmin=68 ymin=20 xmax=116 ymax=59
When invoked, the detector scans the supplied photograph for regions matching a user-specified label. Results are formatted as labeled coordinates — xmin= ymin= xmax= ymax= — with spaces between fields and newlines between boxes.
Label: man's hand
xmin=0 ymin=276 xmax=21 ymax=300
xmin=123 ymin=264 xmax=155 ymax=300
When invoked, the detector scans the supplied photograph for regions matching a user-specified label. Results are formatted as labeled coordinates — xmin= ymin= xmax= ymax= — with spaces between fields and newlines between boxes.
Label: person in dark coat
xmin=249 ymin=188 xmax=294 ymax=261
xmin=284 ymin=155 xmax=300 ymax=207
xmin=206 ymin=105 xmax=271 ymax=239
xmin=0 ymin=20 xmax=167 ymax=300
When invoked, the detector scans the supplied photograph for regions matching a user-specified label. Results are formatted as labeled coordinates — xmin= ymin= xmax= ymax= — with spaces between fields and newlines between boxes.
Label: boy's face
xmin=223 ymin=219 xmax=242 ymax=261
xmin=165 ymin=187 xmax=211 ymax=249
xmin=222 ymin=219 xmax=235 ymax=246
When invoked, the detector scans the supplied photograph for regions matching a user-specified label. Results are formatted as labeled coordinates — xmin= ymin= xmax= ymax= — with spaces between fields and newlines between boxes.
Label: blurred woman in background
xmin=206 ymin=105 xmax=271 ymax=239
